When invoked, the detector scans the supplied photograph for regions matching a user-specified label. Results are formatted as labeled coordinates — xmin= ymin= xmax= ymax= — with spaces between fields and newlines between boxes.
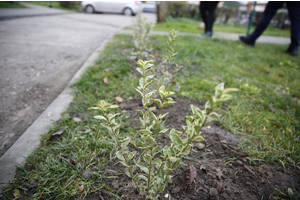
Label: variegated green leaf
xmin=93 ymin=115 xmax=107 ymax=121
xmin=127 ymin=151 xmax=137 ymax=161
xmin=135 ymin=109 xmax=144 ymax=116
xmin=144 ymin=81 xmax=153 ymax=90
xmin=88 ymin=107 xmax=102 ymax=111
xmin=145 ymin=75 xmax=155 ymax=83
xmin=159 ymin=112 xmax=169 ymax=120
xmin=136 ymin=67 xmax=143 ymax=75
xmin=181 ymin=144 xmax=191 ymax=155
xmin=219 ymin=94 xmax=233 ymax=101
xmin=208 ymin=112 xmax=222 ymax=122
xmin=170 ymin=131 xmax=184 ymax=150
xmin=136 ymin=162 xmax=149 ymax=174
xmin=139 ymin=129 xmax=152 ymax=135
xmin=223 ymin=88 xmax=239 ymax=94
xmin=194 ymin=125 xmax=201 ymax=133
xmin=139 ymin=78 xmax=144 ymax=88
xmin=121 ymin=139 xmax=130 ymax=149
xmin=146 ymin=135 xmax=156 ymax=146
xmin=143 ymin=153 xmax=152 ymax=164
xmin=170 ymin=129 xmax=182 ymax=137
xmin=116 ymin=151 xmax=125 ymax=161
xmin=205 ymin=94 xmax=215 ymax=109
xmin=193 ymin=136 xmax=205 ymax=142
xmin=108 ymin=113 xmax=120 ymax=121
xmin=153 ymin=99 xmax=162 ymax=109
xmin=145 ymin=68 xmax=153 ymax=75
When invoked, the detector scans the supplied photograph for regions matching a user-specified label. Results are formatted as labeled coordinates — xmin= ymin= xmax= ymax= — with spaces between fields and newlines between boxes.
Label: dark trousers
xmin=249 ymin=1 xmax=300 ymax=50
xmin=199 ymin=1 xmax=219 ymax=33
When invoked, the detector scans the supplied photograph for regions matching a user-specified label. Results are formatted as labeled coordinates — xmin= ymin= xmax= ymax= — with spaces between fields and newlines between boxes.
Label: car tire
xmin=85 ymin=5 xmax=95 ymax=14
xmin=123 ymin=7 xmax=133 ymax=16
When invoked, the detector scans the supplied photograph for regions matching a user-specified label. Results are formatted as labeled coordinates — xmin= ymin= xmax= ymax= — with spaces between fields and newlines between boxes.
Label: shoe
xmin=285 ymin=47 xmax=298 ymax=56
xmin=202 ymin=31 xmax=212 ymax=37
xmin=239 ymin=36 xmax=255 ymax=47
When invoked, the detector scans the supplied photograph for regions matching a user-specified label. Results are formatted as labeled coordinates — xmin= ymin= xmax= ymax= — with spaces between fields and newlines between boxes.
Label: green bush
xmin=59 ymin=1 xmax=80 ymax=9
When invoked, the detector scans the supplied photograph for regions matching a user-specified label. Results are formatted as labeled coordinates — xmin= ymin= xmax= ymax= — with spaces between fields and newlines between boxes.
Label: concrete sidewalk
xmin=0 ymin=2 xmax=72 ymax=20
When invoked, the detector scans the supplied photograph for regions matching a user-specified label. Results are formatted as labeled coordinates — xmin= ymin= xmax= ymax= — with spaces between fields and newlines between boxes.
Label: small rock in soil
xmin=112 ymin=180 xmax=119 ymax=190
xmin=171 ymin=187 xmax=180 ymax=194
xmin=210 ymin=188 xmax=218 ymax=197
xmin=29 ymin=180 xmax=38 ymax=188
xmin=82 ymin=170 xmax=91 ymax=179
xmin=194 ymin=142 xmax=205 ymax=150
xmin=233 ymin=160 xmax=244 ymax=167
xmin=116 ymin=187 xmax=124 ymax=196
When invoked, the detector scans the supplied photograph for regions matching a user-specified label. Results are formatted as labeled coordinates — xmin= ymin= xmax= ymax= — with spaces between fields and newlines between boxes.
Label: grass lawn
xmin=1 ymin=32 xmax=299 ymax=199
xmin=154 ymin=18 xmax=290 ymax=38
xmin=0 ymin=1 xmax=27 ymax=8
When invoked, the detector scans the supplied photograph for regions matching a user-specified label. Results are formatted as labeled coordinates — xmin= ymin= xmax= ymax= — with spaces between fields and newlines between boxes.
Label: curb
xmin=0 ymin=32 xmax=115 ymax=189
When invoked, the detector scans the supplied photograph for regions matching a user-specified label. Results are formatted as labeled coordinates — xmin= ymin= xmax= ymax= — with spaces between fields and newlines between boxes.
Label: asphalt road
xmin=0 ymin=3 xmax=156 ymax=158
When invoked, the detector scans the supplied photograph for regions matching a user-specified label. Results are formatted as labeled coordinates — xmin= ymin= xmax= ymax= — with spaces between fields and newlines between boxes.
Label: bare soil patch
xmin=85 ymin=97 xmax=300 ymax=200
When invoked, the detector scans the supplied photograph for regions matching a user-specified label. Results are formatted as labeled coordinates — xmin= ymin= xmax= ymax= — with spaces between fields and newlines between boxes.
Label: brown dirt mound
xmin=87 ymin=97 xmax=300 ymax=200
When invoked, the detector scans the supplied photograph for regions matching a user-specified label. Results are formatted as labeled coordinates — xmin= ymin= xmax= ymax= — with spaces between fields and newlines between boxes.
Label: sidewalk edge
xmin=0 ymin=33 xmax=114 ymax=189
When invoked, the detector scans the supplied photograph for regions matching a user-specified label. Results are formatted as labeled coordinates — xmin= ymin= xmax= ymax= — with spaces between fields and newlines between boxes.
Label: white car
xmin=142 ymin=1 xmax=156 ymax=13
xmin=81 ymin=1 xmax=141 ymax=16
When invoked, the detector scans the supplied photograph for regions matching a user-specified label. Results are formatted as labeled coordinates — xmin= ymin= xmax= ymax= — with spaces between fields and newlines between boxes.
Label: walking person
xmin=239 ymin=1 xmax=300 ymax=56
xmin=199 ymin=1 xmax=219 ymax=37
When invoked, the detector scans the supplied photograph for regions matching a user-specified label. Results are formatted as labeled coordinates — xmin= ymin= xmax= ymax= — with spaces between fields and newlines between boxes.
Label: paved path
xmin=0 ymin=2 xmax=290 ymax=190
xmin=0 ymin=2 xmax=71 ymax=20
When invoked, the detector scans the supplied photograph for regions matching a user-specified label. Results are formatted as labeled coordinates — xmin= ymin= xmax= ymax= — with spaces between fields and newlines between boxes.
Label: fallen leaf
xmin=13 ymin=189 xmax=20 ymax=198
xmin=66 ymin=158 xmax=76 ymax=166
xmin=78 ymin=185 xmax=84 ymax=193
xmin=73 ymin=117 xmax=82 ymax=122
xmin=115 ymin=96 xmax=123 ymax=103
xmin=103 ymin=77 xmax=109 ymax=84
xmin=51 ymin=130 xmax=63 ymax=136
xmin=186 ymin=162 xmax=197 ymax=184
xmin=239 ymin=152 xmax=249 ymax=158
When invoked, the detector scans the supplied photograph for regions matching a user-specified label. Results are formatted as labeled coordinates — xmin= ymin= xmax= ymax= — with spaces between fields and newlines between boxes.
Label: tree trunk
xmin=156 ymin=2 xmax=169 ymax=23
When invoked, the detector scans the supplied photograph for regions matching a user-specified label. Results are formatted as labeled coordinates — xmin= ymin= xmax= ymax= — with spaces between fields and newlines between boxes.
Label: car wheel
xmin=123 ymin=7 xmax=133 ymax=16
xmin=85 ymin=5 xmax=94 ymax=14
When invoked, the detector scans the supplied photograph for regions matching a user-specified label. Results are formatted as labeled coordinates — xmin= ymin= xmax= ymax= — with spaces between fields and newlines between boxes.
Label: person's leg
xmin=199 ymin=2 xmax=208 ymax=33
xmin=285 ymin=2 xmax=300 ymax=55
xmin=248 ymin=1 xmax=284 ymax=41
xmin=206 ymin=1 xmax=219 ymax=34
xmin=240 ymin=1 xmax=284 ymax=46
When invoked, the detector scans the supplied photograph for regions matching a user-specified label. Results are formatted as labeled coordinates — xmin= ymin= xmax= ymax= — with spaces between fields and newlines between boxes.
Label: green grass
xmin=25 ymin=1 xmax=82 ymax=12
xmin=154 ymin=18 xmax=290 ymax=38
xmin=1 ymin=33 xmax=300 ymax=198
xmin=0 ymin=1 xmax=27 ymax=8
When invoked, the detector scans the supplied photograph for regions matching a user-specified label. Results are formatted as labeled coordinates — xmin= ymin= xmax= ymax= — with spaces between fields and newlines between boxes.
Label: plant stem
xmin=106 ymin=113 xmax=140 ymax=193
